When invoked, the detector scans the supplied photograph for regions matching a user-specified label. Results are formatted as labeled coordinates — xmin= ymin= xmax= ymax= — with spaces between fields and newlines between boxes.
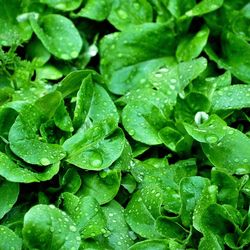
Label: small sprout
xmin=194 ymin=111 xmax=209 ymax=125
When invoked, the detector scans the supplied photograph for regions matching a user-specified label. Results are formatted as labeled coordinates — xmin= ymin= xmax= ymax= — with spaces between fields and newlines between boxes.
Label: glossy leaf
xmin=22 ymin=204 xmax=81 ymax=249
xmin=185 ymin=0 xmax=224 ymax=17
xmin=30 ymin=14 xmax=83 ymax=60
xmin=0 ymin=152 xmax=60 ymax=183
xmin=212 ymin=85 xmax=250 ymax=111
xmin=0 ymin=225 xmax=22 ymax=250
xmin=40 ymin=0 xmax=82 ymax=11
xmin=102 ymin=201 xmax=134 ymax=249
xmin=176 ymin=27 xmax=210 ymax=62
xmin=125 ymin=185 xmax=163 ymax=238
xmin=108 ymin=0 xmax=153 ymax=30
xmin=62 ymin=193 xmax=106 ymax=239
xmin=0 ymin=180 xmax=19 ymax=219
xmin=122 ymin=100 xmax=168 ymax=145
xmin=77 ymin=170 xmax=121 ymax=205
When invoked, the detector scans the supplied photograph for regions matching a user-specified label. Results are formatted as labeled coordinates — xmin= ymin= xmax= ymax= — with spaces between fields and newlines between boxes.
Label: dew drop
xmin=205 ymin=135 xmax=218 ymax=144
xmin=40 ymin=158 xmax=51 ymax=166
xmin=117 ymin=9 xmax=128 ymax=19
xmin=69 ymin=225 xmax=77 ymax=232
xmin=89 ymin=151 xmax=103 ymax=168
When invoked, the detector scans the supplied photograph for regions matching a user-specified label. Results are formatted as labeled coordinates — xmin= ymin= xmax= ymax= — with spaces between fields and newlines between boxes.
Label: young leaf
xmin=40 ymin=0 xmax=82 ymax=11
xmin=108 ymin=0 xmax=153 ymax=30
xmin=176 ymin=27 xmax=210 ymax=62
xmin=0 ymin=152 xmax=60 ymax=183
xmin=30 ymin=14 xmax=83 ymax=60
xmin=0 ymin=225 xmax=22 ymax=250
xmin=122 ymin=100 xmax=168 ymax=145
xmin=0 ymin=180 xmax=19 ymax=219
xmin=125 ymin=185 xmax=163 ymax=238
xmin=212 ymin=85 xmax=250 ymax=111
xmin=77 ymin=170 xmax=121 ymax=205
xmin=202 ymin=127 xmax=250 ymax=175
xmin=185 ymin=0 xmax=224 ymax=17
xmin=62 ymin=193 xmax=106 ymax=239
xmin=102 ymin=201 xmax=134 ymax=249
xmin=22 ymin=204 xmax=81 ymax=249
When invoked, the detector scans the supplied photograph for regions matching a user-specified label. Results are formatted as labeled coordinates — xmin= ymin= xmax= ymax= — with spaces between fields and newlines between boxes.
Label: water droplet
xmin=40 ymin=158 xmax=51 ymax=166
xmin=228 ymin=130 xmax=234 ymax=135
xmin=170 ymin=78 xmax=177 ymax=83
xmin=117 ymin=9 xmax=128 ymax=19
xmin=89 ymin=151 xmax=103 ymax=168
xmin=205 ymin=135 xmax=218 ymax=144
xmin=235 ymin=168 xmax=247 ymax=175
xmin=61 ymin=54 xmax=70 ymax=60
xmin=69 ymin=225 xmax=77 ymax=232
xmin=128 ymin=230 xmax=137 ymax=240
xmin=129 ymin=129 xmax=135 ymax=136
xmin=70 ymin=51 xmax=78 ymax=58
xmin=243 ymin=159 xmax=249 ymax=163
xmin=155 ymin=73 xmax=162 ymax=78
xmin=133 ymin=3 xmax=140 ymax=10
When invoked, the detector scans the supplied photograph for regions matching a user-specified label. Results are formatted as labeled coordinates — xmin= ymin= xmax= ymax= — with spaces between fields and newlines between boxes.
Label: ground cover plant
xmin=0 ymin=0 xmax=250 ymax=249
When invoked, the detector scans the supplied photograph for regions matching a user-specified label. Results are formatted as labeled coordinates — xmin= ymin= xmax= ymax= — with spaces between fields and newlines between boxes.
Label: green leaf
xmin=77 ymin=170 xmax=121 ymax=205
xmin=149 ymin=57 xmax=208 ymax=105
xmin=89 ymin=84 xmax=119 ymax=125
xmin=199 ymin=231 xmax=224 ymax=250
xmin=125 ymin=185 xmax=163 ymax=238
xmin=0 ymin=225 xmax=22 ymax=250
xmin=22 ymin=204 xmax=81 ymax=249
xmin=76 ymin=0 xmax=112 ymax=21
xmin=62 ymin=193 xmax=106 ymax=239
xmin=109 ymin=57 xmax=175 ymax=95
xmin=175 ymin=92 xmax=211 ymax=123
xmin=30 ymin=14 xmax=83 ymax=60
xmin=200 ymin=204 xmax=243 ymax=237
xmin=155 ymin=217 xmax=188 ymax=240
xmin=57 ymin=70 xmax=103 ymax=98
xmin=73 ymin=74 xmax=94 ymax=130
xmin=128 ymin=239 xmax=179 ymax=250
xmin=211 ymin=169 xmax=239 ymax=207
xmin=40 ymin=0 xmax=82 ymax=11
xmin=192 ymin=184 xmax=217 ymax=232
xmin=202 ymin=127 xmax=250 ymax=174
xmin=122 ymin=100 xmax=168 ymax=145
xmin=100 ymin=23 xmax=176 ymax=82
xmin=0 ymin=152 xmax=60 ymax=183
xmin=108 ymin=0 xmax=153 ymax=30
xmin=0 ymin=180 xmax=19 ymax=219
xmin=9 ymin=100 xmax=66 ymax=166
xmin=60 ymin=168 xmax=81 ymax=194
xmin=36 ymin=64 xmax=63 ymax=80
xmin=221 ymin=32 xmax=250 ymax=83
xmin=26 ymin=38 xmax=51 ymax=66
xmin=176 ymin=27 xmax=210 ymax=62
xmin=180 ymin=176 xmax=210 ymax=227
xmin=212 ymin=85 xmax=250 ymax=111
xmin=65 ymin=127 xmax=125 ymax=170
xmin=0 ymin=0 xmax=32 ymax=46
xmin=185 ymin=0 xmax=224 ymax=17
xmin=102 ymin=201 xmax=134 ymax=249
xmin=184 ymin=114 xmax=227 ymax=144
xmin=54 ymin=100 xmax=74 ymax=132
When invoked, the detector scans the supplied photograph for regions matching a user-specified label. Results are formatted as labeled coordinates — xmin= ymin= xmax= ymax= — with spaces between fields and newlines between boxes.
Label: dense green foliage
xmin=0 ymin=0 xmax=250 ymax=249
